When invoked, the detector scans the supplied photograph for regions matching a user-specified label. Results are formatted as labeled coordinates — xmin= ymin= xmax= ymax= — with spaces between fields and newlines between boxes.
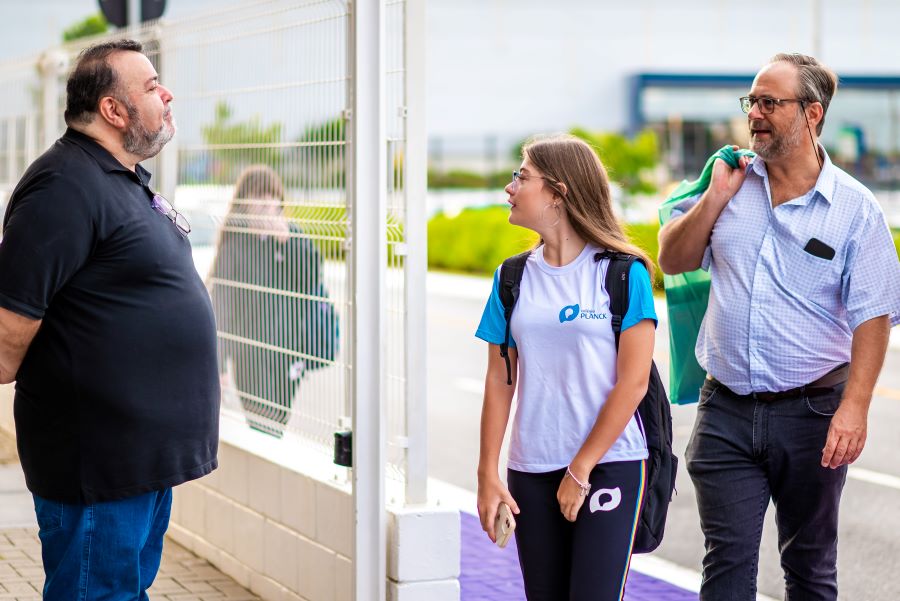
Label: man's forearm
xmin=658 ymin=191 xmax=724 ymax=274
xmin=0 ymin=339 xmax=31 ymax=383
xmin=0 ymin=309 xmax=41 ymax=384
xmin=843 ymin=315 xmax=891 ymax=409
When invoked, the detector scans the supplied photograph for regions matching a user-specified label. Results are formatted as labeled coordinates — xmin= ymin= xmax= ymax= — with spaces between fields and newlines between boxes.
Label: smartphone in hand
xmin=494 ymin=502 xmax=516 ymax=548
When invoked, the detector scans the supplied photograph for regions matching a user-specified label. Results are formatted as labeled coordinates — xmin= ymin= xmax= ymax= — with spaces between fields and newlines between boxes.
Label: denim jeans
xmin=685 ymin=379 xmax=847 ymax=601
xmin=33 ymin=488 xmax=172 ymax=601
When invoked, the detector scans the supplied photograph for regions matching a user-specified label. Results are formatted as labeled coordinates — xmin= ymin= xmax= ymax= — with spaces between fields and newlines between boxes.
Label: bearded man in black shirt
xmin=0 ymin=39 xmax=219 ymax=600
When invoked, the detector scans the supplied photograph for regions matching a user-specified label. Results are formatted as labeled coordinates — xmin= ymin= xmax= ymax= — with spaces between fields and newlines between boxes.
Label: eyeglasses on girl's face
xmin=510 ymin=170 xmax=558 ymax=193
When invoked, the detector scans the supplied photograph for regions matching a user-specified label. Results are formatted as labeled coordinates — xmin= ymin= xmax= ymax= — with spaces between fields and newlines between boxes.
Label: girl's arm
xmin=557 ymin=318 xmax=656 ymax=521
xmin=477 ymin=343 xmax=521 ymax=541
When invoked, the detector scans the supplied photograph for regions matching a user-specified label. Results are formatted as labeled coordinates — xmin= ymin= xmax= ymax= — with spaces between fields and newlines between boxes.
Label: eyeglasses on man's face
xmin=151 ymin=193 xmax=191 ymax=237
xmin=739 ymin=96 xmax=808 ymax=115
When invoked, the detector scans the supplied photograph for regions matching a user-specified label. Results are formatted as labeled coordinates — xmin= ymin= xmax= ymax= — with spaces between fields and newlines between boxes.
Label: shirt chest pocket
xmin=778 ymin=237 xmax=843 ymax=301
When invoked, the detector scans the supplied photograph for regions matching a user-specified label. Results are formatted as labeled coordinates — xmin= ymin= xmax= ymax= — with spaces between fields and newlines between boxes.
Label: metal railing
xmin=0 ymin=0 xmax=426 ymax=515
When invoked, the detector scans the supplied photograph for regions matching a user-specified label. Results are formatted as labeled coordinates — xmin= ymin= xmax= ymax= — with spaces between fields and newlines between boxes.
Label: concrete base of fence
xmin=168 ymin=413 xmax=460 ymax=601
xmin=388 ymin=579 xmax=461 ymax=601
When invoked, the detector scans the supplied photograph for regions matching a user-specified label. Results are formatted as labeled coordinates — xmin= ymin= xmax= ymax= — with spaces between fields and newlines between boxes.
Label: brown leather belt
xmin=706 ymin=363 xmax=849 ymax=402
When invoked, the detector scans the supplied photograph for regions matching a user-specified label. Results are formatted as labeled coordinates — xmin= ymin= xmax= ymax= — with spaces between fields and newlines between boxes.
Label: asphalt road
xmin=426 ymin=271 xmax=900 ymax=601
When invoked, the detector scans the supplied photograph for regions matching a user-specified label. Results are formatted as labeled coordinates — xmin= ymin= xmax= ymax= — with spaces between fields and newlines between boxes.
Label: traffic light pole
xmin=128 ymin=0 xmax=141 ymax=28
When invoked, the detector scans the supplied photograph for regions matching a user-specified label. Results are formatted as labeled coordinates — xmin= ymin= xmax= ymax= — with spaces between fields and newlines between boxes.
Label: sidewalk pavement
xmin=0 ymin=432 xmax=260 ymax=600
xmin=2 ymin=429 xmax=699 ymax=600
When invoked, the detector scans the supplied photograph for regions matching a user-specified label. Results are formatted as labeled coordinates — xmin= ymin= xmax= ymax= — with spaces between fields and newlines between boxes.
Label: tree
xmin=293 ymin=116 xmax=345 ymax=187
xmin=200 ymin=101 xmax=284 ymax=184
xmin=569 ymin=127 xmax=660 ymax=197
xmin=63 ymin=14 xmax=109 ymax=42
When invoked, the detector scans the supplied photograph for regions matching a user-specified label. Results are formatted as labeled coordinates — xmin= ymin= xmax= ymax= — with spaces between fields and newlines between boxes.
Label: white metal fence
xmin=0 ymin=0 xmax=425 ymax=509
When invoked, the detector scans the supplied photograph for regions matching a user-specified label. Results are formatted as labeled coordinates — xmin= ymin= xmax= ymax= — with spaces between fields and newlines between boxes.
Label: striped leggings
xmin=507 ymin=460 xmax=646 ymax=601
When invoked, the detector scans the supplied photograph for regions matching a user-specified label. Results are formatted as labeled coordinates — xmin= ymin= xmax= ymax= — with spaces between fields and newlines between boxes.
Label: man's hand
xmin=821 ymin=400 xmax=868 ymax=468
xmin=821 ymin=315 xmax=891 ymax=469
xmin=706 ymin=148 xmax=752 ymax=207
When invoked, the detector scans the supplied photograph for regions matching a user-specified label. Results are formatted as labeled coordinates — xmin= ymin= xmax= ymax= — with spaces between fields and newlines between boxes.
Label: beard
xmin=122 ymin=101 xmax=176 ymax=159
xmin=749 ymin=112 xmax=803 ymax=161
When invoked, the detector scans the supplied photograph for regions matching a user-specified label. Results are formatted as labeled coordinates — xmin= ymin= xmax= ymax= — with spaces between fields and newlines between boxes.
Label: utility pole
xmin=98 ymin=0 xmax=166 ymax=28
xmin=128 ymin=0 xmax=141 ymax=28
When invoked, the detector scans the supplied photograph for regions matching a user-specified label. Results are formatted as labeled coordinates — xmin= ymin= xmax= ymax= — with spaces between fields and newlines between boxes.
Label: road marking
xmin=629 ymin=555 xmax=778 ymax=601
xmin=848 ymin=467 xmax=900 ymax=491
xmin=454 ymin=377 xmax=483 ymax=396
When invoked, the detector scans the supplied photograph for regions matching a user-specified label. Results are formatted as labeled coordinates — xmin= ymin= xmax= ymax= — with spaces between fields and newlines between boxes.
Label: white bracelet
xmin=566 ymin=466 xmax=591 ymax=497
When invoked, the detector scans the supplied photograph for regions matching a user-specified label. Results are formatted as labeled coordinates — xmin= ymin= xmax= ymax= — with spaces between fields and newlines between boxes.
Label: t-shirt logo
xmin=559 ymin=304 xmax=580 ymax=323
xmin=559 ymin=304 xmax=609 ymax=323
xmin=589 ymin=487 xmax=622 ymax=513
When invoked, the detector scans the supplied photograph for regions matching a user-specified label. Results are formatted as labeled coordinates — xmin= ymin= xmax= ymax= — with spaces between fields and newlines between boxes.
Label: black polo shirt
xmin=0 ymin=129 xmax=219 ymax=503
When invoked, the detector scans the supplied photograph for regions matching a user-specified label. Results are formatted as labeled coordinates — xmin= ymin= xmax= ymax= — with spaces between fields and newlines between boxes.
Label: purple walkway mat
xmin=460 ymin=512 xmax=698 ymax=600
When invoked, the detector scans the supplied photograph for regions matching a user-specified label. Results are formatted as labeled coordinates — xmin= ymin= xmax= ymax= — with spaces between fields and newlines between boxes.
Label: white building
xmin=427 ymin=0 xmax=900 ymax=185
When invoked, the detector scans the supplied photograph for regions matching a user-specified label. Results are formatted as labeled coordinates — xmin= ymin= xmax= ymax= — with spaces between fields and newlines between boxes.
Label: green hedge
xmin=428 ymin=206 xmax=538 ymax=274
xmin=292 ymin=205 xmax=899 ymax=290
xmin=624 ymin=222 xmax=663 ymax=290
xmin=428 ymin=169 xmax=511 ymax=189
xmin=427 ymin=206 xmax=666 ymax=289
xmin=428 ymin=215 xmax=900 ymax=290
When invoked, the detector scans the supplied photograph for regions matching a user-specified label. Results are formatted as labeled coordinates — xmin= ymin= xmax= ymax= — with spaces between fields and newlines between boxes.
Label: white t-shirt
xmin=476 ymin=243 xmax=657 ymax=472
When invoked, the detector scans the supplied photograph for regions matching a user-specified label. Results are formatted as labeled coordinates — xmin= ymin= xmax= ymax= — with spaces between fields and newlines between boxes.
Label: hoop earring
xmin=541 ymin=203 xmax=561 ymax=228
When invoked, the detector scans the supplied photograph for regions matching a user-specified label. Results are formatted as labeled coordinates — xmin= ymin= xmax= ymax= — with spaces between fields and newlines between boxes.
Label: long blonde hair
xmin=523 ymin=134 xmax=654 ymax=278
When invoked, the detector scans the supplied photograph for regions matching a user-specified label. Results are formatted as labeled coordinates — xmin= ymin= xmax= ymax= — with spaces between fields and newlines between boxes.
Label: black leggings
xmin=507 ymin=460 xmax=646 ymax=601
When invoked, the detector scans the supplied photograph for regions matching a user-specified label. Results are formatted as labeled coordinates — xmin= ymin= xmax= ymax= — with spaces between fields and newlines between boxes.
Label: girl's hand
xmin=477 ymin=475 xmax=520 ymax=542
xmin=557 ymin=468 xmax=590 ymax=522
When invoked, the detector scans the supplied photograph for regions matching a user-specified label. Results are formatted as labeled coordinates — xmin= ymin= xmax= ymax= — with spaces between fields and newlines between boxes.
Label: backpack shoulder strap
xmin=599 ymin=251 xmax=638 ymax=350
xmin=599 ymin=250 xmax=649 ymax=438
xmin=498 ymin=251 xmax=531 ymax=385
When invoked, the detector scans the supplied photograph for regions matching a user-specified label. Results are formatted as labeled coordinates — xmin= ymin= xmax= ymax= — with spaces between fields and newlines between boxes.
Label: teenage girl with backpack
xmin=475 ymin=135 xmax=658 ymax=600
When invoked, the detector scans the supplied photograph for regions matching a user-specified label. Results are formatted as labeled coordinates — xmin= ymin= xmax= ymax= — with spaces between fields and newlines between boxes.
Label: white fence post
xmin=351 ymin=0 xmax=387 ymax=600
xmin=5 ymin=118 xmax=15 ymax=185
xmin=155 ymin=28 xmax=178 ymax=201
xmin=24 ymin=114 xmax=36 ymax=168
xmin=403 ymin=0 xmax=428 ymax=506
xmin=38 ymin=50 xmax=67 ymax=152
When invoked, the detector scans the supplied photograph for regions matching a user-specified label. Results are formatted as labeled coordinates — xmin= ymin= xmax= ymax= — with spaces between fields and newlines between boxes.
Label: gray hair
xmin=769 ymin=53 xmax=838 ymax=136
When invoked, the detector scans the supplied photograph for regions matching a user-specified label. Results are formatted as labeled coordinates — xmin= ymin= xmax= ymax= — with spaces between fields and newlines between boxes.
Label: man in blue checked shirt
xmin=659 ymin=53 xmax=900 ymax=601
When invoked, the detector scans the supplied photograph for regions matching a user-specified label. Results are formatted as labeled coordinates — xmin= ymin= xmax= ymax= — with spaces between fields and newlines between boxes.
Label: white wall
xmin=168 ymin=419 xmax=461 ymax=601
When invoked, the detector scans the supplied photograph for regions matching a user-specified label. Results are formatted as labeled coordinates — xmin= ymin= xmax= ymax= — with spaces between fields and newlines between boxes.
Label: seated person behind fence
xmin=208 ymin=165 xmax=338 ymax=438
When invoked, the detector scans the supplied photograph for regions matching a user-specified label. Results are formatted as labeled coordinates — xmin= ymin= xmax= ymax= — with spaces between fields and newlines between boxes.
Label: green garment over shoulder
xmin=658 ymin=145 xmax=755 ymax=405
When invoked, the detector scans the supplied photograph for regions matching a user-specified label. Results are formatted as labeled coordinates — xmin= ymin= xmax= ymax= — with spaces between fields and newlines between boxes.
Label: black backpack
xmin=498 ymin=249 xmax=676 ymax=554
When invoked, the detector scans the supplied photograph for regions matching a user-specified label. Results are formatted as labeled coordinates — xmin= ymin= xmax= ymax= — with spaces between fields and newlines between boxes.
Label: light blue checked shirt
xmin=672 ymin=150 xmax=900 ymax=395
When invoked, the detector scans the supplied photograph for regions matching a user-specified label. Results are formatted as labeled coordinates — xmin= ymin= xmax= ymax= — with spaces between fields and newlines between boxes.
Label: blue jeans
xmin=685 ymin=379 xmax=847 ymax=601
xmin=33 ymin=488 xmax=172 ymax=601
